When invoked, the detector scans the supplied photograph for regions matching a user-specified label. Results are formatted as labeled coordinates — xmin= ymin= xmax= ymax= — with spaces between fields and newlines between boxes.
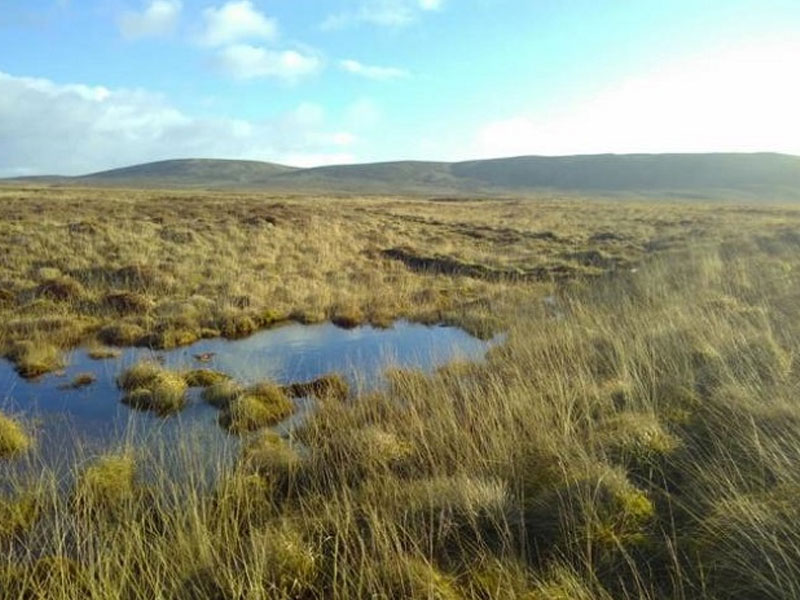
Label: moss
xmin=118 ymin=362 xmax=188 ymax=416
xmin=219 ymin=391 xmax=295 ymax=434
xmin=75 ymin=453 xmax=136 ymax=511
xmin=0 ymin=490 xmax=40 ymax=539
xmin=7 ymin=339 xmax=64 ymax=378
xmin=184 ymin=368 xmax=230 ymax=387
xmin=202 ymin=380 xmax=244 ymax=408
xmin=285 ymin=373 xmax=349 ymax=401
xmin=0 ymin=412 xmax=31 ymax=458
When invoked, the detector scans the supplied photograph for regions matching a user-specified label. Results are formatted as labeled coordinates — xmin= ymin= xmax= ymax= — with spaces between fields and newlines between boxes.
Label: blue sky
xmin=1 ymin=0 xmax=799 ymax=175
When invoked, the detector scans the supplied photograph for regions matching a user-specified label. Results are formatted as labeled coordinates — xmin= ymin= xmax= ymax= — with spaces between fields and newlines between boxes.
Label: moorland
xmin=1 ymin=181 xmax=800 ymax=598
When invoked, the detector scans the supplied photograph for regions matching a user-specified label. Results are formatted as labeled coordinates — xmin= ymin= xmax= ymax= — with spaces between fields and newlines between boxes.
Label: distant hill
xmin=5 ymin=153 xmax=800 ymax=199
xmin=80 ymin=158 xmax=297 ymax=187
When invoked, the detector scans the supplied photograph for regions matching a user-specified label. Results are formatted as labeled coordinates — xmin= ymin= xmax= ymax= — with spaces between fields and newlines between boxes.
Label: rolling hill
xmin=79 ymin=158 xmax=298 ymax=187
xmin=5 ymin=153 xmax=800 ymax=199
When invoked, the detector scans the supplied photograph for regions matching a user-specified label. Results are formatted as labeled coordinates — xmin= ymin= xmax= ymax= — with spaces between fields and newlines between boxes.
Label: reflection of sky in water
xmin=0 ymin=320 xmax=502 ymax=461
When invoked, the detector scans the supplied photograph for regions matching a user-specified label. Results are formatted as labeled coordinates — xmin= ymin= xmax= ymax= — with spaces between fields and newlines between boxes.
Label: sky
xmin=1 ymin=0 xmax=799 ymax=176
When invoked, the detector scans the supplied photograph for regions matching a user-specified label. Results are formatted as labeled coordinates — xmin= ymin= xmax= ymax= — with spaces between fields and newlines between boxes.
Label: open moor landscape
xmin=1 ymin=180 xmax=800 ymax=598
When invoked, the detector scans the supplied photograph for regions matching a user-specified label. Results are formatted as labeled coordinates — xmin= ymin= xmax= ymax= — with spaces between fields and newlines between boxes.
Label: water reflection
xmin=0 ymin=320 xmax=502 ymax=458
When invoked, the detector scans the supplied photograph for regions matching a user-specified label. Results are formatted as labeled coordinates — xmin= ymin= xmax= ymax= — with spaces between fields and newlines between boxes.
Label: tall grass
xmin=3 ymin=220 xmax=800 ymax=598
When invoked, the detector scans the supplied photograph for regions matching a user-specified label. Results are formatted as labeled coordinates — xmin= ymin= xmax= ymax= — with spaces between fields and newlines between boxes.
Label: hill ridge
xmin=5 ymin=153 xmax=800 ymax=199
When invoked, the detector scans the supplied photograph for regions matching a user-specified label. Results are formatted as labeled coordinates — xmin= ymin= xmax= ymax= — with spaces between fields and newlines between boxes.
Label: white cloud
xmin=339 ymin=59 xmax=408 ymax=80
xmin=215 ymin=44 xmax=321 ymax=81
xmin=200 ymin=0 xmax=277 ymax=47
xmin=0 ymin=71 xmax=359 ymax=175
xmin=472 ymin=39 xmax=800 ymax=158
xmin=119 ymin=0 xmax=182 ymax=39
xmin=321 ymin=0 xmax=442 ymax=29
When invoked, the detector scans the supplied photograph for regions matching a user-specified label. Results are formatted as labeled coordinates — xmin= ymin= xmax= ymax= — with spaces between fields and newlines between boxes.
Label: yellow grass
xmin=2 ymin=186 xmax=800 ymax=597
xmin=0 ymin=411 xmax=31 ymax=458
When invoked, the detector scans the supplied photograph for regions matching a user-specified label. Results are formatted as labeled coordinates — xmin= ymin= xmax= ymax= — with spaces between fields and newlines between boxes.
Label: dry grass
xmin=3 ymin=186 xmax=800 ymax=597
xmin=0 ymin=185 xmax=747 ymax=376
xmin=118 ymin=361 xmax=188 ymax=416
xmin=219 ymin=382 xmax=295 ymax=433
xmin=183 ymin=368 xmax=231 ymax=387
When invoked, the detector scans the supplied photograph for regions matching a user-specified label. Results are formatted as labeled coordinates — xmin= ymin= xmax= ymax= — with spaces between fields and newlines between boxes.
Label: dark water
xmin=0 ymin=320 xmax=502 ymax=460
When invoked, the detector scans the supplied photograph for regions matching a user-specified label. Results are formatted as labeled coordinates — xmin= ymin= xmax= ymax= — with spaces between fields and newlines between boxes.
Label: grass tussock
xmin=7 ymin=339 xmax=65 ymax=378
xmin=74 ymin=452 xmax=137 ymax=512
xmin=219 ymin=382 xmax=294 ymax=433
xmin=0 ymin=412 xmax=31 ymax=458
xmin=285 ymin=373 xmax=349 ymax=401
xmin=202 ymin=379 xmax=244 ymax=408
xmin=0 ymin=490 xmax=40 ymax=540
xmin=118 ymin=361 xmax=188 ymax=416
xmin=183 ymin=368 xmax=230 ymax=387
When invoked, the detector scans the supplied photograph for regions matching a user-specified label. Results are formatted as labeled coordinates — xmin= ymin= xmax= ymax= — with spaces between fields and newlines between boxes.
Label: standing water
xmin=0 ymin=320 xmax=503 ymax=461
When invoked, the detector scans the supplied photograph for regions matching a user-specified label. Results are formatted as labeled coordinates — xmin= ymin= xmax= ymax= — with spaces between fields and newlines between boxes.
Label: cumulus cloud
xmin=471 ymin=39 xmax=800 ymax=158
xmin=119 ymin=0 xmax=182 ymax=39
xmin=215 ymin=45 xmax=321 ymax=81
xmin=195 ymin=2 xmax=320 ymax=82
xmin=339 ymin=59 xmax=408 ymax=80
xmin=0 ymin=71 xmax=358 ymax=176
xmin=199 ymin=0 xmax=277 ymax=46
xmin=322 ymin=0 xmax=443 ymax=29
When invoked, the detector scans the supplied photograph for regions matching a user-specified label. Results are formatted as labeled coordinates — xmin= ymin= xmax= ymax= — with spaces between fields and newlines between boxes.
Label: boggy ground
xmin=3 ymin=188 xmax=800 ymax=598
xmin=0 ymin=185 xmax=747 ymax=377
